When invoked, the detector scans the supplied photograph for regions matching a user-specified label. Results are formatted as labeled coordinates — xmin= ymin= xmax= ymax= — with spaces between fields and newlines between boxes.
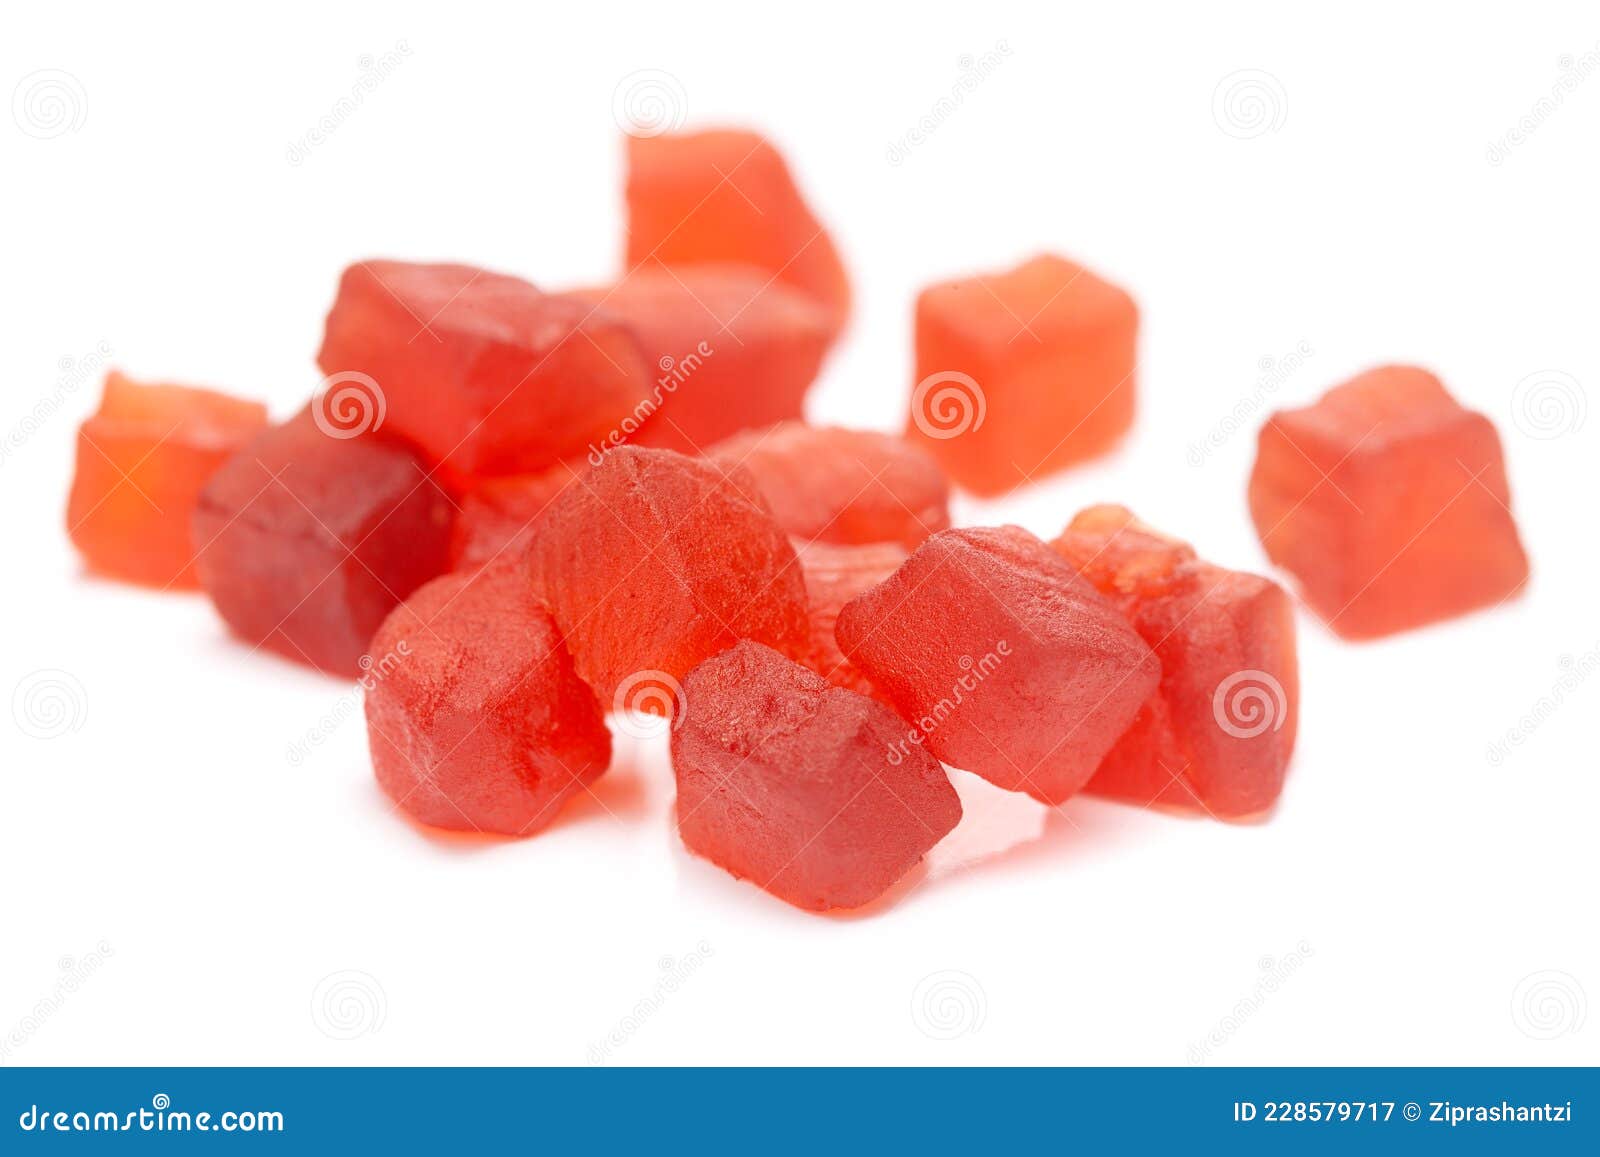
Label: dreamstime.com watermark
xmin=17 ymin=1094 xmax=283 ymax=1134
xmin=885 ymin=643 xmax=1010 ymax=766
xmin=287 ymin=643 xmax=410 ymax=766
xmin=1188 ymin=941 xmax=1314 ymax=1064
xmin=1188 ymin=341 xmax=1313 ymax=466
xmin=588 ymin=942 xmax=714 ymax=1064
xmin=887 ymin=42 xmax=1013 ymax=165
xmin=1487 ymin=43 xmax=1600 ymax=166
xmin=1 ymin=342 xmax=112 ymax=469
xmin=588 ymin=342 xmax=712 ymax=463
xmin=286 ymin=41 xmax=412 ymax=165
xmin=1 ymin=942 xmax=114 ymax=1063
xmin=1485 ymin=643 xmax=1600 ymax=766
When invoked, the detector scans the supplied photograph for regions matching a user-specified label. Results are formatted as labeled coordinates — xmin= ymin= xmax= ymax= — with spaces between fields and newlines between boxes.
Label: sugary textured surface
xmin=365 ymin=563 xmax=611 ymax=836
xmin=708 ymin=422 xmax=950 ymax=550
xmin=523 ymin=446 xmax=809 ymax=703
xmin=316 ymin=260 xmax=652 ymax=478
xmin=1053 ymin=505 xmax=1299 ymax=818
xmin=572 ymin=266 xmax=833 ymax=452
xmin=625 ymin=131 xmax=850 ymax=336
xmin=793 ymin=539 xmax=908 ymax=701
xmin=66 ymin=371 xmax=268 ymax=588
xmin=448 ymin=460 xmax=582 ymax=570
xmin=671 ymin=641 xmax=961 ymax=911
xmin=1248 ymin=365 xmax=1529 ymax=638
xmin=835 ymin=526 xmax=1159 ymax=804
xmin=193 ymin=412 xmax=455 ymax=676
xmin=908 ymin=254 xmax=1137 ymax=495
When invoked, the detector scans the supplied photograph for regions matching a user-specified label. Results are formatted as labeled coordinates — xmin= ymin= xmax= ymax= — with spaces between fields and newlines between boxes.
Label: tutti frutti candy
xmin=1248 ymin=365 xmax=1529 ymax=638
xmin=66 ymin=371 xmax=267 ymax=588
xmin=1053 ymin=505 xmax=1299 ymax=818
xmin=624 ymin=129 xmax=851 ymax=339
xmin=836 ymin=525 xmax=1159 ymax=805
xmin=192 ymin=411 xmax=454 ymax=676
xmin=522 ymin=445 xmax=808 ymax=706
xmin=366 ymin=562 xmax=611 ymax=836
xmin=316 ymin=260 xmax=653 ymax=480
xmin=907 ymin=254 xmax=1138 ymax=495
xmin=708 ymin=422 xmax=950 ymax=551
xmin=671 ymin=641 xmax=961 ymax=912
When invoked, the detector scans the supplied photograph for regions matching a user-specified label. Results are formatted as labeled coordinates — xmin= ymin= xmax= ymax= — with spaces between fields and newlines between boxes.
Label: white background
xmin=3 ymin=1 xmax=1596 ymax=1066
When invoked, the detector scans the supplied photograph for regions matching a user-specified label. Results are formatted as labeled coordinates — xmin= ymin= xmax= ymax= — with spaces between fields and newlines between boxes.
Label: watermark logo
xmin=910 ymin=371 xmax=986 ymax=440
xmin=310 ymin=971 xmax=387 ymax=1040
xmin=286 ymin=42 xmax=412 ymax=166
xmin=910 ymin=971 xmax=987 ymax=1040
xmin=311 ymin=371 xmax=385 ymax=439
xmin=589 ymin=942 xmax=714 ymax=1064
xmin=886 ymin=42 xmax=1013 ymax=166
xmin=611 ymin=669 xmax=687 ymax=740
xmin=587 ymin=341 xmax=711 ymax=463
xmin=13 ymin=70 xmax=87 ymax=139
xmin=1212 ymin=669 xmax=1287 ymax=739
xmin=1510 ymin=370 xmax=1585 ymax=440
xmin=1212 ymin=70 xmax=1287 ymax=140
xmin=12 ymin=670 xmax=88 ymax=740
xmin=1511 ymin=971 xmax=1586 ymax=1040
xmin=612 ymin=70 xmax=688 ymax=138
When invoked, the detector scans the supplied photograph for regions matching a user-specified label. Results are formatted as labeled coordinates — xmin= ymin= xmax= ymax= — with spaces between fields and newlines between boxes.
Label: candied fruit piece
xmin=365 ymin=563 xmax=611 ymax=836
xmin=572 ymin=266 xmax=833 ymax=453
xmin=448 ymin=460 xmax=582 ymax=570
xmin=193 ymin=412 xmax=455 ymax=676
xmin=792 ymin=538 xmax=908 ymax=700
xmin=523 ymin=446 xmax=808 ymax=703
xmin=66 ymin=371 xmax=268 ymax=588
xmin=708 ymin=422 xmax=950 ymax=550
xmin=907 ymin=254 xmax=1137 ymax=495
xmin=1248 ymin=365 xmax=1530 ymax=638
xmin=1052 ymin=505 xmax=1299 ymax=818
xmin=671 ymin=641 xmax=961 ymax=911
xmin=625 ymin=130 xmax=850 ymax=336
xmin=316 ymin=260 xmax=652 ymax=478
xmin=836 ymin=526 xmax=1158 ymax=804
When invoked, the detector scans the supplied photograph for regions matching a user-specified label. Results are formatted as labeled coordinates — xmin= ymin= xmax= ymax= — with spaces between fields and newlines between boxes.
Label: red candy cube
xmin=193 ymin=412 xmax=454 ymax=676
xmin=1053 ymin=506 xmax=1299 ymax=818
xmin=365 ymin=563 xmax=611 ymax=836
xmin=625 ymin=130 xmax=851 ymax=336
xmin=316 ymin=260 xmax=652 ymax=479
xmin=448 ymin=460 xmax=582 ymax=571
xmin=66 ymin=371 xmax=267 ymax=588
xmin=572 ymin=266 xmax=833 ymax=453
xmin=708 ymin=422 xmax=951 ymax=550
xmin=908 ymin=254 xmax=1138 ymax=495
xmin=835 ymin=526 xmax=1159 ymax=805
xmin=1248 ymin=365 xmax=1530 ymax=638
xmin=671 ymin=641 xmax=961 ymax=911
xmin=792 ymin=539 xmax=908 ymax=701
xmin=523 ymin=446 xmax=808 ymax=704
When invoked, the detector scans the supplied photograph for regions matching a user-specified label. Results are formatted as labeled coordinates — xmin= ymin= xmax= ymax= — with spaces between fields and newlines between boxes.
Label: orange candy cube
xmin=316 ymin=260 xmax=652 ymax=479
xmin=1053 ymin=506 xmax=1299 ymax=819
xmin=907 ymin=254 xmax=1138 ymax=495
xmin=624 ymin=130 xmax=851 ymax=336
xmin=1248 ymin=366 xmax=1530 ymax=638
xmin=708 ymin=422 xmax=950 ymax=551
xmin=66 ymin=371 xmax=268 ymax=588
xmin=572 ymin=266 xmax=833 ymax=452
